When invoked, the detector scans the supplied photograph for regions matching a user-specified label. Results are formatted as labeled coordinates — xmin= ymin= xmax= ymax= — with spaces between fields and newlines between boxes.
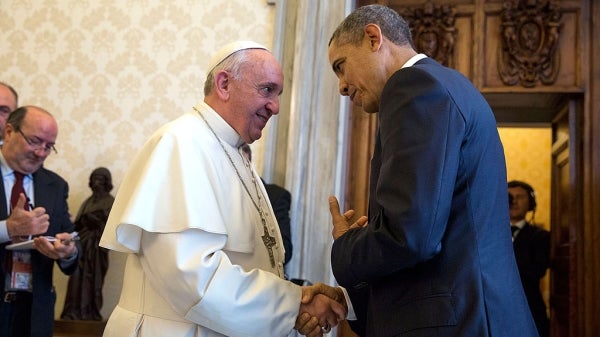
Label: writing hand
xmin=328 ymin=196 xmax=368 ymax=239
xmin=6 ymin=193 xmax=49 ymax=240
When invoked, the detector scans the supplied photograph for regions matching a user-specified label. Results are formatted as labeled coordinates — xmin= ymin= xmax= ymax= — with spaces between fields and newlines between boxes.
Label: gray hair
xmin=203 ymin=50 xmax=252 ymax=96
xmin=329 ymin=4 xmax=413 ymax=48
xmin=0 ymin=81 xmax=18 ymax=106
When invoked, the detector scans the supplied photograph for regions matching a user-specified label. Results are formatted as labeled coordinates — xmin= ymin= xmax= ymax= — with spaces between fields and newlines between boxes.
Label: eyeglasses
xmin=16 ymin=128 xmax=57 ymax=154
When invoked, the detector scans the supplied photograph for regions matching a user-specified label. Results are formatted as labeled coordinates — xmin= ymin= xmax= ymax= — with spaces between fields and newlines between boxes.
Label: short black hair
xmin=329 ymin=4 xmax=413 ymax=48
xmin=508 ymin=180 xmax=537 ymax=212
xmin=7 ymin=106 xmax=27 ymax=129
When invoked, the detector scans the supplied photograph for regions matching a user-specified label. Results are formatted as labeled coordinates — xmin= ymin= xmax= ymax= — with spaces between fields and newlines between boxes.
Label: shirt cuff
xmin=58 ymin=248 xmax=78 ymax=267
xmin=339 ymin=286 xmax=356 ymax=320
xmin=0 ymin=220 xmax=10 ymax=243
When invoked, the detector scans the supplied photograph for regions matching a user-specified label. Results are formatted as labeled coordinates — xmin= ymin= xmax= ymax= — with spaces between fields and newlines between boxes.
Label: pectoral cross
xmin=261 ymin=219 xmax=277 ymax=268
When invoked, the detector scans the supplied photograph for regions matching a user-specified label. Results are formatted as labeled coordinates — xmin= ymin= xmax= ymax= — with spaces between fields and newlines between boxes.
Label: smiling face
xmin=228 ymin=52 xmax=283 ymax=143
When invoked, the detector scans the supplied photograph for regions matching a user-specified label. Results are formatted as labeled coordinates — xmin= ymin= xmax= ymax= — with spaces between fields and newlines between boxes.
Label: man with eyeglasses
xmin=0 ymin=82 xmax=18 ymax=143
xmin=0 ymin=106 xmax=78 ymax=337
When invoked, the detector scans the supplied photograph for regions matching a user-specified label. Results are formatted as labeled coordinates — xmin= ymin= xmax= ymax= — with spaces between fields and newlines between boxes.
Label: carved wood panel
xmin=482 ymin=1 xmax=581 ymax=90
xmin=396 ymin=2 xmax=458 ymax=68
xmin=497 ymin=0 xmax=562 ymax=87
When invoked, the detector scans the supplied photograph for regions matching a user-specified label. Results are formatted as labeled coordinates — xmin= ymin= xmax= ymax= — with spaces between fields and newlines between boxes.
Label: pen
xmin=27 ymin=198 xmax=34 ymax=241
xmin=61 ymin=231 xmax=79 ymax=245
xmin=61 ymin=236 xmax=80 ymax=245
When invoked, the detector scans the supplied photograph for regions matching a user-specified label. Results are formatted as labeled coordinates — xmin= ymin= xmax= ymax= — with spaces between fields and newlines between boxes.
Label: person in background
xmin=240 ymin=144 xmax=293 ymax=266
xmin=61 ymin=167 xmax=115 ymax=321
xmin=508 ymin=180 xmax=551 ymax=337
xmin=100 ymin=41 xmax=347 ymax=337
xmin=326 ymin=5 xmax=539 ymax=337
xmin=0 ymin=106 xmax=78 ymax=337
xmin=0 ymin=82 xmax=19 ymax=142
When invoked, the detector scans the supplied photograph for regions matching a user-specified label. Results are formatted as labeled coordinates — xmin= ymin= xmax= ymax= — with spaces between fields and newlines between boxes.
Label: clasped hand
xmin=295 ymin=282 xmax=347 ymax=337
xmin=294 ymin=197 xmax=368 ymax=336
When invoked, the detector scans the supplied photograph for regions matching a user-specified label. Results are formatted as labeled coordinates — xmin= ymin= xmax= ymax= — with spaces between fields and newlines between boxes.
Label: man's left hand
xmin=328 ymin=196 xmax=368 ymax=239
xmin=33 ymin=232 xmax=78 ymax=260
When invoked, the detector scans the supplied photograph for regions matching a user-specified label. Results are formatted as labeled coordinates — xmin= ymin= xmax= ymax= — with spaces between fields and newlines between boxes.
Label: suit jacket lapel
xmin=31 ymin=169 xmax=49 ymax=209
xmin=0 ymin=176 xmax=7 ymax=219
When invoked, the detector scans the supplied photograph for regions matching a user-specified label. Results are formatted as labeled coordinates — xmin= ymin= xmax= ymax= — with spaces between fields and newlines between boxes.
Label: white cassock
xmin=99 ymin=102 xmax=300 ymax=337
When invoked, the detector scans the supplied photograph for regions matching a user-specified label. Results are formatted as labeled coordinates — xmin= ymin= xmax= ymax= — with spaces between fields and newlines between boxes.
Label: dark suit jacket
xmin=514 ymin=223 xmax=550 ymax=337
xmin=331 ymin=58 xmax=539 ymax=337
xmin=0 ymin=167 xmax=77 ymax=337
xmin=264 ymin=182 xmax=292 ymax=265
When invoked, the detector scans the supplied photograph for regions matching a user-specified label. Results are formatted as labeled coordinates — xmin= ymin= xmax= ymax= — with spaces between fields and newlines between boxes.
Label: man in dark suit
xmin=509 ymin=180 xmax=550 ymax=337
xmin=326 ymin=5 xmax=539 ymax=337
xmin=0 ymin=106 xmax=78 ymax=337
xmin=263 ymin=182 xmax=293 ymax=265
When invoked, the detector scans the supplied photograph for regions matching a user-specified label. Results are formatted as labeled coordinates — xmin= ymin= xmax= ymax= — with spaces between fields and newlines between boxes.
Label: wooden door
xmin=549 ymin=99 xmax=582 ymax=337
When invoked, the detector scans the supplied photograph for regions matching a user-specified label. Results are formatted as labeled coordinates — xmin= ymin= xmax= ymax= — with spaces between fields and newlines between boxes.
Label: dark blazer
xmin=264 ymin=182 xmax=293 ymax=265
xmin=513 ymin=223 xmax=550 ymax=337
xmin=0 ymin=167 xmax=76 ymax=337
xmin=331 ymin=58 xmax=539 ymax=337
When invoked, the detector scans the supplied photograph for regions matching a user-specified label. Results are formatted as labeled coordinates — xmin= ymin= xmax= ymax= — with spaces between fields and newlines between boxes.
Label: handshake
xmin=295 ymin=282 xmax=347 ymax=337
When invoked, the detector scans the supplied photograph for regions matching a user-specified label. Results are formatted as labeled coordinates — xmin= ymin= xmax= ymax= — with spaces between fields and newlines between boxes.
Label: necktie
xmin=511 ymin=225 xmax=519 ymax=235
xmin=11 ymin=171 xmax=29 ymax=211
xmin=6 ymin=172 xmax=34 ymax=293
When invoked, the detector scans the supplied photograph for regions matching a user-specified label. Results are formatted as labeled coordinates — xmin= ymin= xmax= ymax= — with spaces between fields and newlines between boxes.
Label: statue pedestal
xmin=53 ymin=319 xmax=106 ymax=337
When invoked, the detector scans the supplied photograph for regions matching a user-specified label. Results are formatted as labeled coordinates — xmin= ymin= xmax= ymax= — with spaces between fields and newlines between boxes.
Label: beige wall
xmin=498 ymin=127 xmax=551 ymax=230
xmin=1 ymin=0 xmax=276 ymax=319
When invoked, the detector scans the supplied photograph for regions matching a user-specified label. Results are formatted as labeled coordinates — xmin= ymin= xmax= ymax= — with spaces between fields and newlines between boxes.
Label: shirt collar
xmin=0 ymin=151 xmax=14 ymax=179
xmin=194 ymin=101 xmax=245 ymax=148
xmin=510 ymin=219 xmax=526 ymax=229
xmin=0 ymin=150 xmax=33 ymax=180
xmin=402 ymin=53 xmax=428 ymax=68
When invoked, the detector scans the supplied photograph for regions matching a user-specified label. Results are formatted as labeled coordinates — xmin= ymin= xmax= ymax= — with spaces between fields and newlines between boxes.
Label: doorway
xmin=489 ymin=93 xmax=581 ymax=337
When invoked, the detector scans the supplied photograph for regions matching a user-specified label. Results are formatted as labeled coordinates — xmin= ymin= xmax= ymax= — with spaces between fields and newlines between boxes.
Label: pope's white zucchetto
xmin=207 ymin=40 xmax=269 ymax=73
